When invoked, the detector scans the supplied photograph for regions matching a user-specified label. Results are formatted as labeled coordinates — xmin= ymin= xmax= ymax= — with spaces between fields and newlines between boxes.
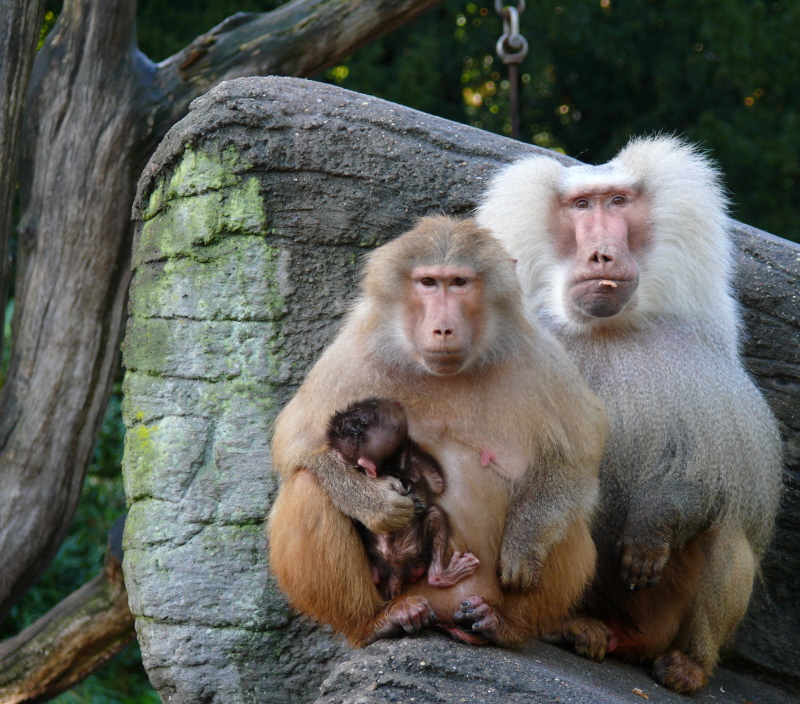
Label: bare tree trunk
xmin=1 ymin=0 xmax=152 ymax=624
xmin=0 ymin=0 xmax=47 ymax=358
xmin=0 ymin=0 xmax=442 ymax=621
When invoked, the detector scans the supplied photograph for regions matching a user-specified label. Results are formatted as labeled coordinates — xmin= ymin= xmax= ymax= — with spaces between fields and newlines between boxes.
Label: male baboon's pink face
xmin=552 ymin=187 xmax=650 ymax=321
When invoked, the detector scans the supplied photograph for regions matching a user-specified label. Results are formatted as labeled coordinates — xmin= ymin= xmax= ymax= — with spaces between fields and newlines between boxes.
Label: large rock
xmin=122 ymin=76 xmax=800 ymax=702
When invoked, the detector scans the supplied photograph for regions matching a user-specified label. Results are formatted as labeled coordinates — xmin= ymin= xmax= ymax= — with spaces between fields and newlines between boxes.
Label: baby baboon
xmin=327 ymin=397 xmax=479 ymax=600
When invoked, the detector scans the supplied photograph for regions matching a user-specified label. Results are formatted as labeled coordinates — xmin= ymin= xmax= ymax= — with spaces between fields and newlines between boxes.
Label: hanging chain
xmin=495 ymin=0 xmax=528 ymax=140
xmin=495 ymin=0 xmax=528 ymax=63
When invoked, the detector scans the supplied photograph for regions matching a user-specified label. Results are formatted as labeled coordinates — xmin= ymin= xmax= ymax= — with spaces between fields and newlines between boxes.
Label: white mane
xmin=475 ymin=136 xmax=738 ymax=343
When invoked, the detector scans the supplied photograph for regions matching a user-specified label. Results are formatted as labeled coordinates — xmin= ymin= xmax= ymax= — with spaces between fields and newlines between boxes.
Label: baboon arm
xmin=622 ymin=423 xmax=711 ymax=551
xmin=421 ymin=505 xmax=450 ymax=567
xmin=271 ymin=393 xmax=416 ymax=534
xmin=619 ymin=479 xmax=710 ymax=590
xmin=625 ymin=478 xmax=710 ymax=545
xmin=499 ymin=462 xmax=594 ymax=591
xmin=311 ymin=451 xmax=417 ymax=534
xmin=268 ymin=470 xmax=385 ymax=644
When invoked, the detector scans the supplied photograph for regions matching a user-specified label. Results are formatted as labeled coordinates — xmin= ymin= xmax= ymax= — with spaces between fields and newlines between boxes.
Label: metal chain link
xmin=494 ymin=0 xmax=528 ymax=139
xmin=495 ymin=0 xmax=529 ymax=65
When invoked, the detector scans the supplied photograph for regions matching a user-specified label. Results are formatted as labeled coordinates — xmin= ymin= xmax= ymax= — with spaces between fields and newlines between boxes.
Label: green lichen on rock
xmin=124 ymin=317 xmax=282 ymax=382
xmin=136 ymin=144 xmax=268 ymax=268
xmin=129 ymin=238 xmax=287 ymax=323
xmin=123 ymin=415 xmax=211 ymax=503
xmin=143 ymin=144 xmax=251 ymax=220
xmin=123 ymin=139 xmax=284 ymax=529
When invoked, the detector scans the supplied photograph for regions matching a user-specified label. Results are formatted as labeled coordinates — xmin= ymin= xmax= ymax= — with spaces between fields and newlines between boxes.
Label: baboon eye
xmin=575 ymin=198 xmax=590 ymax=209
xmin=611 ymin=195 xmax=626 ymax=205
xmin=452 ymin=277 xmax=469 ymax=287
xmin=419 ymin=277 xmax=437 ymax=287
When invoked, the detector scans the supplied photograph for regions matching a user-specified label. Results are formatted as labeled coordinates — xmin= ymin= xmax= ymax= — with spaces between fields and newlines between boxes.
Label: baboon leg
xmin=653 ymin=528 xmax=756 ymax=694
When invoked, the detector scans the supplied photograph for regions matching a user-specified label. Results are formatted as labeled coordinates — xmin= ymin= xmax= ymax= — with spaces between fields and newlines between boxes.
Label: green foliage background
xmin=2 ymin=0 xmax=797 ymax=702
xmin=0 ymin=381 xmax=159 ymax=703
xmin=322 ymin=0 xmax=799 ymax=241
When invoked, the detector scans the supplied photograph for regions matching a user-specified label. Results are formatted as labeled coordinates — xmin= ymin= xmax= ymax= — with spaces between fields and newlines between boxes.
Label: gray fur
xmin=559 ymin=319 xmax=782 ymax=556
xmin=477 ymin=135 xmax=783 ymax=687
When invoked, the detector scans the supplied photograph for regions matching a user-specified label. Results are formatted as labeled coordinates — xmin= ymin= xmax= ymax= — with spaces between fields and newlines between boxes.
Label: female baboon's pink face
xmin=403 ymin=265 xmax=485 ymax=375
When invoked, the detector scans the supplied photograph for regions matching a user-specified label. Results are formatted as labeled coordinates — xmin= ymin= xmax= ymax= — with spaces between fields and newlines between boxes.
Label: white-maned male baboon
xmin=477 ymin=136 xmax=783 ymax=693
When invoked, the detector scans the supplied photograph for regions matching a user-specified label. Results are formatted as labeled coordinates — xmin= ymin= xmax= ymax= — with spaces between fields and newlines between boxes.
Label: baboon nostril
xmin=590 ymin=250 xmax=613 ymax=264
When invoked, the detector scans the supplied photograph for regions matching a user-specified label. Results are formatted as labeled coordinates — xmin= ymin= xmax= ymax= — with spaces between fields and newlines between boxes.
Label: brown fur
xmin=268 ymin=216 xmax=607 ymax=647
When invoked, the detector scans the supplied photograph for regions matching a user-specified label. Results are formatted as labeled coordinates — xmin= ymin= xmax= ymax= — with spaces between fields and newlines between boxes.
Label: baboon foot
xmin=362 ymin=595 xmax=435 ymax=645
xmin=652 ymin=650 xmax=709 ymax=693
xmin=428 ymin=551 xmax=480 ymax=587
xmin=560 ymin=615 xmax=617 ymax=662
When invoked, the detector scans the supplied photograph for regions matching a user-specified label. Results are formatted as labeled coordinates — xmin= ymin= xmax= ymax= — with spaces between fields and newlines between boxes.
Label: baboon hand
xmin=410 ymin=493 xmax=427 ymax=518
xmin=617 ymin=524 xmax=672 ymax=590
xmin=453 ymin=596 xmax=503 ymax=639
xmin=385 ymin=475 xmax=408 ymax=495
xmin=363 ymin=475 xmax=417 ymax=533
xmin=497 ymin=545 xmax=544 ymax=591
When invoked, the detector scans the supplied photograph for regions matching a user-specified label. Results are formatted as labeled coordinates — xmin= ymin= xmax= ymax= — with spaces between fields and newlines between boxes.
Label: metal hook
xmin=494 ymin=0 xmax=525 ymax=15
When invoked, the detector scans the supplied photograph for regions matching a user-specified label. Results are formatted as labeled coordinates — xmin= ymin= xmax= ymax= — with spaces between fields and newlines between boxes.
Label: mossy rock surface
xmin=123 ymin=76 xmax=800 ymax=702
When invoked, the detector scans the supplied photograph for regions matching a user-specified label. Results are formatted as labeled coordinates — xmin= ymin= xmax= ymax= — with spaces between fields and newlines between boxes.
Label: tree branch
xmin=0 ymin=517 xmax=135 ymax=704
xmin=146 ymin=0 xmax=444 ymax=150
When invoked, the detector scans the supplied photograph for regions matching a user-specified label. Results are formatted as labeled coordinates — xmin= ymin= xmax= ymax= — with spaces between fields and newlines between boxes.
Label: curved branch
xmin=0 ymin=518 xmax=134 ymax=704
xmin=146 ymin=0 xmax=444 ymax=149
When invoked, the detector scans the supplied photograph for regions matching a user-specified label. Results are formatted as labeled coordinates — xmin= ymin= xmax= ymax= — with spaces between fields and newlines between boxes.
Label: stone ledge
xmin=317 ymin=634 xmax=800 ymax=704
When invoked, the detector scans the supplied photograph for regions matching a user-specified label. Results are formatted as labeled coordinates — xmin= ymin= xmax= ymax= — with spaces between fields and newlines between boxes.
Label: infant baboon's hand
xmin=410 ymin=493 xmax=427 ymax=517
